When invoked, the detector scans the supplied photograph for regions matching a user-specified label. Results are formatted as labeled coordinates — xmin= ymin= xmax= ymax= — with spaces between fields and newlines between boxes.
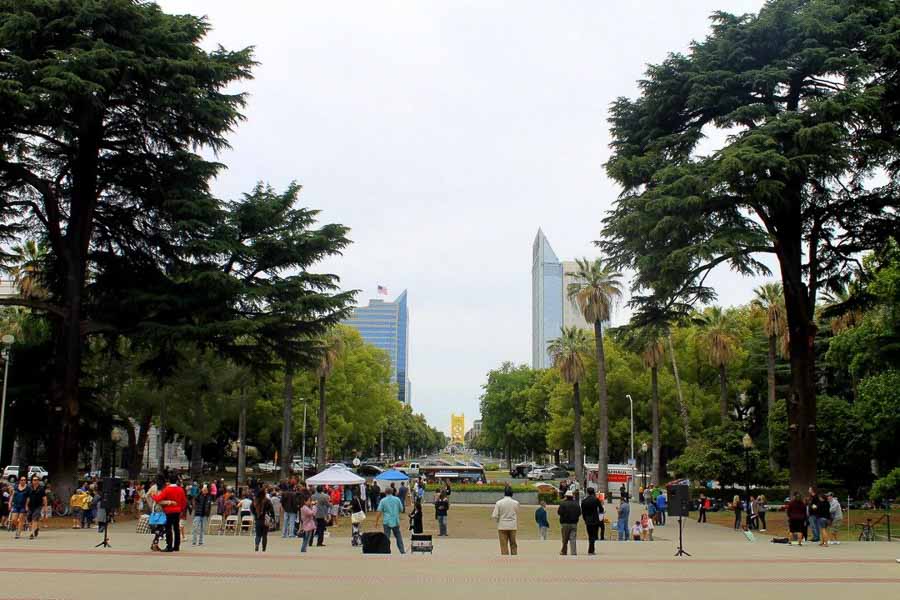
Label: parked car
xmin=527 ymin=467 xmax=552 ymax=480
xmin=4 ymin=465 xmax=50 ymax=483
xmin=544 ymin=465 xmax=570 ymax=479
xmin=256 ymin=461 xmax=278 ymax=473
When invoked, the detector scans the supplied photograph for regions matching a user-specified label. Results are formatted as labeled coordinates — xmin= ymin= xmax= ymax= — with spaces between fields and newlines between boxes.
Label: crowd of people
xmin=1 ymin=475 xmax=50 ymax=539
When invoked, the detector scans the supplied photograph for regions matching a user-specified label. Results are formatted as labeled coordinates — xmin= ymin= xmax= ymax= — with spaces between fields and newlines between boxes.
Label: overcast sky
xmin=160 ymin=0 xmax=771 ymax=433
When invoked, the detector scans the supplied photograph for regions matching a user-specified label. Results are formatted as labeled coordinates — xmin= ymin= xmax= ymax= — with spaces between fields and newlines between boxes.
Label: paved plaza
xmin=0 ymin=510 xmax=897 ymax=599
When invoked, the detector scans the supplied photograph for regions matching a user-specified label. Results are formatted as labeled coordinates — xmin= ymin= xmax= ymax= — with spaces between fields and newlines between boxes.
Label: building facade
xmin=532 ymin=230 xmax=592 ymax=369
xmin=342 ymin=290 xmax=411 ymax=405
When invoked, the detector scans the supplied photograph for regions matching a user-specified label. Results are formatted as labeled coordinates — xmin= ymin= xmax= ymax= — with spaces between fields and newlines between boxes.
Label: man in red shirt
xmin=153 ymin=474 xmax=188 ymax=552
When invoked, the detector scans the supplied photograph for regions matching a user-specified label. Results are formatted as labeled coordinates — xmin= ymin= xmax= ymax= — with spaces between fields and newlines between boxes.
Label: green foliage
xmin=856 ymin=371 xmax=900 ymax=473
xmin=870 ymin=468 xmax=900 ymax=502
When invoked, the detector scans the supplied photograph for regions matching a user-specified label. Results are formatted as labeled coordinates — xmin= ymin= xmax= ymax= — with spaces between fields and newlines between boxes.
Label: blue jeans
xmin=383 ymin=524 xmax=405 ymax=554
xmin=300 ymin=530 xmax=313 ymax=552
xmin=808 ymin=515 xmax=820 ymax=541
xmin=437 ymin=515 xmax=448 ymax=536
xmin=282 ymin=512 xmax=297 ymax=538
xmin=617 ymin=520 xmax=628 ymax=540
xmin=191 ymin=516 xmax=208 ymax=545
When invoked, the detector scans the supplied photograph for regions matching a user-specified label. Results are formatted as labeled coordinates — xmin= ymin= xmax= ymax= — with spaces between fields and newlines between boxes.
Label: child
xmin=535 ymin=501 xmax=550 ymax=540
xmin=631 ymin=521 xmax=642 ymax=541
xmin=640 ymin=512 xmax=654 ymax=541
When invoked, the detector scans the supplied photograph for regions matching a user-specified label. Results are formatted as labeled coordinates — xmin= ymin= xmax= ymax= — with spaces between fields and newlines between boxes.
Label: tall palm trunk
xmin=572 ymin=381 xmax=584 ymax=484
xmin=190 ymin=439 xmax=203 ymax=479
xmin=593 ymin=320 xmax=609 ymax=493
xmin=766 ymin=334 xmax=778 ymax=470
xmin=719 ymin=363 xmax=728 ymax=423
xmin=237 ymin=387 xmax=247 ymax=486
xmin=666 ymin=334 xmax=690 ymax=442
xmin=281 ymin=367 xmax=294 ymax=480
xmin=316 ymin=374 xmax=327 ymax=469
xmin=650 ymin=365 xmax=661 ymax=485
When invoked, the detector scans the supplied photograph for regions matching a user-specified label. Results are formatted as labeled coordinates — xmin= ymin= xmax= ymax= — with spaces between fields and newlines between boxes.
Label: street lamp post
xmin=0 ymin=334 xmax=14 ymax=464
xmin=300 ymin=400 xmax=307 ymax=482
xmin=626 ymin=394 xmax=635 ymax=500
xmin=742 ymin=433 xmax=753 ymax=527
xmin=641 ymin=441 xmax=648 ymax=503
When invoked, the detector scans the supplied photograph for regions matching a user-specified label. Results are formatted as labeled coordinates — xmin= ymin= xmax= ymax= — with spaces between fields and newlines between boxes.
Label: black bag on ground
xmin=771 ymin=536 xmax=790 ymax=544
xmin=361 ymin=532 xmax=391 ymax=554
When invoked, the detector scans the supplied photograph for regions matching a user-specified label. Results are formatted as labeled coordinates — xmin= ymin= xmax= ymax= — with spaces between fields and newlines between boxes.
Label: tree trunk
xmin=506 ymin=441 xmax=512 ymax=472
xmin=190 ymin=439 xmax=203 ymax=479
xmin=129 ymin=409 xmax=153 ymax=480
xmin=157 ymin=396 xmax=166 ymax=475
xmin=767 ymin=334 xmax=778 ymax=471
xmin=572 ymin=381 xmax=584 ymax=484
xmin=719 ymin=363 xmax=728 ymax=423
xmin=666 ymin=334 xmax=690 ymax=442
xmin=554 ymin=448 xmax=561 ymax=466
xmin=237 ymin=387 xmax=247 ymax=486
xmin=316 ymin=375 xmax=327 ymax=469
xmin=650 ymin=365 xmax=661 ymax=485
xmin=775 ymin=224 xmax=817 ymax=495
xmin=281 ymin=367 xmax=294 ymax=480
xmin=594 ymin=320 xmax=609 ymax=493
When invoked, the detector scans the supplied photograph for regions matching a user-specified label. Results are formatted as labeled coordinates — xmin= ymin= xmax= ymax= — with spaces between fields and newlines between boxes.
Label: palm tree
xmin=566 ymin=257 xmax=622 ymax=494
xmin=752 ymin=283 xmax=787 ymax=470
xmin=315 ymin=331 xmax=344 ymax=469
xmin=8 ymin=240 xmax=47 ymax=298
xmin=547 ymin=326 xmax=591 ymax=484
xmin=640 ymin=336 xmax=665 ymax=485
xmin=699 ymin=307 xmax=737 ymax=423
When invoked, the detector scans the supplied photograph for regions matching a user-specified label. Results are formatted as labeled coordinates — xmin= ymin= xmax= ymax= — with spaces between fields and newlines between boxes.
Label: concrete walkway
xmin=0 ymin=516 xmax=897 ymax=599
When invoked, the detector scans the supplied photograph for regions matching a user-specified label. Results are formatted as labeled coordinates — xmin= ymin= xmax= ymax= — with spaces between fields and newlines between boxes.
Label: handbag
xmin=265 ymin=513 xmax=276 ymax=531
xmin=149 ymin=510 xmax=167 ymax=526
xmin=351 ymin=510 xmax=366 ymax=524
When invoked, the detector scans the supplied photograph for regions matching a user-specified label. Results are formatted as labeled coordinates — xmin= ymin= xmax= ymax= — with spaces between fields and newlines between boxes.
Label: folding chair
xmin=223 ymin=515 xmax=239 ymax=535
xmin=240 ymin=515 xmax=254 ymax=535
xmin=208 ymin=514 xmax=223 ymax=534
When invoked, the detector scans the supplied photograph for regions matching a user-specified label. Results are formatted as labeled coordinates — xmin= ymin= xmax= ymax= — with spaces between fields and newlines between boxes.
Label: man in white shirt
xmin=491 ymin=488 xmax=520 ymax=556
xmin=827 ymin=492 xmax=843 ymax=544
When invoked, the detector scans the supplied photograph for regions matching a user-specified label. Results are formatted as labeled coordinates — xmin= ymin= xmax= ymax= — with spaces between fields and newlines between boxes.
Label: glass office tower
xmin=342 ymin=290 xmax=411 ymax=405
xmin=533 ymin=230 xmax=563 ymax=369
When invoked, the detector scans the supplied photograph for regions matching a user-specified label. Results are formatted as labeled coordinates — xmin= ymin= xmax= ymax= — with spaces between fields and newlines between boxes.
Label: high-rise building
xmin=342 ymin=290 xmax=411 ymax=405
xmin=532 ymin=230 xmax=591 ymax=369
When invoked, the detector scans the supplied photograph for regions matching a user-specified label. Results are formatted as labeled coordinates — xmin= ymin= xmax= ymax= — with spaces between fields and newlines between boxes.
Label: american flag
xmin=377 ymin=285 xmax=388 ymax=296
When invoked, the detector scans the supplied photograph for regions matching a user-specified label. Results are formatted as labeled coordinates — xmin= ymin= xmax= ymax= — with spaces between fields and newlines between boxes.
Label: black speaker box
xmin=102 ymin=477 xmax=121 ymax=511
xmin=667 ymin=484 xmax=691 ymax=517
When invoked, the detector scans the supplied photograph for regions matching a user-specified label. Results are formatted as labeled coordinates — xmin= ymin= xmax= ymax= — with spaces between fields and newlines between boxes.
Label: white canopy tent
xmin=305 ymin=465 xmax=365 ymax=486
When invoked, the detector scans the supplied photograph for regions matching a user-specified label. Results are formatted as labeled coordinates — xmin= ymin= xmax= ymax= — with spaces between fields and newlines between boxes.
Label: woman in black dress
xmin=251 ymin=488 xmax=275 ymax=552
xmin=409 ymin=497 xmax=424 ymax=534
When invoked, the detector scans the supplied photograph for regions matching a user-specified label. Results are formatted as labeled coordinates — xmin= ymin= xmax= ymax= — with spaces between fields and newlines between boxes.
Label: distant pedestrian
xmin=281 ymin=487 xmax=299 ymax=539
xmin=375 ymin=487 xmax=406 ymax=554
xmin=299 ymin=496 xmax=316 ymax=552
xmin=732 ymin=495 xmax=743 ymax=530
xmin=409 ymin=497 xmax=424 ymax=534
xmin=535 ymin=501 xmax=550 ymax=540
xmin=580 ymin=487 xmax=602 ymax=555
xmin=557 ymin=489 xmax=581 ymax=556
xmin=786 ymin=492 xmax=807 ymax=545
xmin=640 ymin=512 xmax=654 ymax=541
xmin=9 ymin=477 xmax=28 ymax=539
xmin=370 ymin=481 xmax=381 ymax=512
xmin=814 ymin=491 xmax=830 ymax=547
xmin=26 ymin=476 xmax=47 ymax=539
xmin=191 ymin=484 xmax=212 ymax=546
xmin=398 ymin=481 xmax=408 ymax=513
xmin=152 ymin=474 xmax=188 ymax=552
xmin=312 ymin=486 xmax=331 ymax=547
xmin=697 ymin=493 xmax=708 ymax=523
xmin=250 ymin=488 xmax=275 ymax=552
xmin=827 ymin=493 xmax=842 ymax=544
xmin=350 ymin=489 xmax=365 ymax=546
xmin=492 ymin=487 xmax=519 ymax=556
xmin=616 ymin=497 xmax=630 ymax=541
xmin=807 ymin=487 xmax=820 ymax=542
xmin=434 ymin=493 xmax=450 ymax=537
xmin=757 ymin=494 xmax=768 ymax=532
xmin=655 ymin=490 xmax=667 ymax=525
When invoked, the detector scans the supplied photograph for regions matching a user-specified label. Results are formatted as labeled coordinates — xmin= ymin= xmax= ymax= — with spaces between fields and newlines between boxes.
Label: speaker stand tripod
xmin=95 ymin=522 xmax=111 ymax=548
xmin=674 ymin=516 xmax=690 ymax=557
